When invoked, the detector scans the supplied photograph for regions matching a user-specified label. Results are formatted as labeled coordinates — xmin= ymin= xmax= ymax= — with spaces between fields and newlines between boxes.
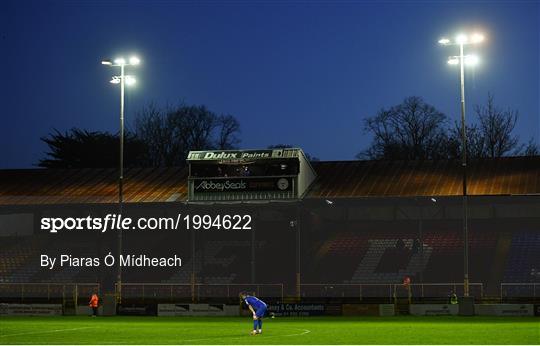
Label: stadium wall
xmin=0 ymin=196 xmax=538 ymax=306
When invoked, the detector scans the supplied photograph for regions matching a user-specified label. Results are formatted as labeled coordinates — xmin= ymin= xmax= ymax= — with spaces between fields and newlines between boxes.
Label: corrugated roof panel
xmin=339 ymin=162 xmax=360 ymax=197
xmin=354 ymin=161 xmax=376 ymax=196
xmin=124 ymin=168 xmax=167 ymax=203
xmin=124 ymin=168 xmax=156 ymax=202
xmin=0 ymin=156 xmax=538 ymax=205
xmin=394 ymin=161 xmax=418 ymax=196
xmin=155 ymin=168 xmax=189 ymax=202
xmin=443 ymin=162 xmax=461 ymax=196
xmin=139 ymin=168 xmax=183 ymax=203
xmin=428 ymin=161 xmax=446 ymax=196
xmin=490 ymin=159 xmax=504 ymax=194
xmin=350 ymin=161 xmax=374 ymax=196
xmin=380 ymin=161 xmax=401 ymax=196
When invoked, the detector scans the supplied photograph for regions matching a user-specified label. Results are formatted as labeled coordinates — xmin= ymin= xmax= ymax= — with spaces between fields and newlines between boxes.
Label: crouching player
xmin=240 ymin=292 xmax=267 ymax=335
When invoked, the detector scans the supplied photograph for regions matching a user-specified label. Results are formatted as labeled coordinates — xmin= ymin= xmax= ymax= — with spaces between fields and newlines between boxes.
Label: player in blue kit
xmin=240 ymin=292 xmax=267 ymax=335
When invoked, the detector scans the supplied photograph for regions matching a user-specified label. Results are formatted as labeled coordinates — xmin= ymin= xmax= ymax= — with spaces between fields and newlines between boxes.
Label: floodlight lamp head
xmin=456 ymin=34 xmax=468 ymax=44
xmin=114 ymin=57 xmax=126 ymax=65
xmin=438 ymin=38 xmax=450 ymax=45
xmin=129 ymin=56 xmax=140 ymax=65
xmin=125 ymin=75 xmax=136 ymax=85
xmin=465 ymin=55 xmax=479 ymax=66
xmin=471 ymin=33 xmax=484 ymax=44
xmin=447 ymin=57 xmax=460 ymax=65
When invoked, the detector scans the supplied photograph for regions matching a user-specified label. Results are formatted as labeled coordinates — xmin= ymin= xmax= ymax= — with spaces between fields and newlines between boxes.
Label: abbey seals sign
xmin=187 ymin=149 xmax=299 ymax=162
xmin=193 ymin=177 xmax=292 ymax=193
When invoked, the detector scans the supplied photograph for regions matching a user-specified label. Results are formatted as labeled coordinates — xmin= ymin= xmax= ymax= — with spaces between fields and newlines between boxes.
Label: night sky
xmin=1 ymin=0 xmax=538 ymax=168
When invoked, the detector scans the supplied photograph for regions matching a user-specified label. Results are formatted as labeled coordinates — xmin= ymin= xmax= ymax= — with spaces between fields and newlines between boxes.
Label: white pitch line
xmin=0 ymin=326 xmax=95 ymax=338
xmin=179 ymin=327 xmax=311 ymax=343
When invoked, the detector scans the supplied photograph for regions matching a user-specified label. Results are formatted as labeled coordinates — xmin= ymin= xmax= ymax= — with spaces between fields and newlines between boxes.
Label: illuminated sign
xmin=187 ymin=149 xmax=298 ymax=161
xmin=192 ymin=177 xmax=292 ymax=193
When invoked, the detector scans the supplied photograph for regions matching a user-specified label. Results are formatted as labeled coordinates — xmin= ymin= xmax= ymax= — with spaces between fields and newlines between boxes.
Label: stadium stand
xmin=0 ymin=237 xmax=40 ymax=283
xmin=165 ymin=240 xmax=252 ymax=284
xmin=0 ymin=156 xmax=538 ymax=302
xmin=504 ymin=231 xmax=540 ymax=283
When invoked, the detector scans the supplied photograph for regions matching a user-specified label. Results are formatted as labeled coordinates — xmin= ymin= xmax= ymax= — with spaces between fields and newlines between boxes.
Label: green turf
xmin=0 ymin=316 xmax=538 ymax=344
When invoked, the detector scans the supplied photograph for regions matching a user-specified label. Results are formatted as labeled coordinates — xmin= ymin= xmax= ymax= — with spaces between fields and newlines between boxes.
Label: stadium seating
xmin=0 ymin=226 xmax=538 ymax=300
xmin=302 ymin=226 xmax=500 ymax=290
xmin=504 ymin=231 xmax=540 ymax=283
xmin=165 ymin=240 xmax=251 ymax=284
xmin=0 ymin=237 xmax=41 ymax=283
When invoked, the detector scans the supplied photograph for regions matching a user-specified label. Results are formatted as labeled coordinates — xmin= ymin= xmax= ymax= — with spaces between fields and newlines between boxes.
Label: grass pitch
xmin=0 ymin=316 xmax=538 ymax=344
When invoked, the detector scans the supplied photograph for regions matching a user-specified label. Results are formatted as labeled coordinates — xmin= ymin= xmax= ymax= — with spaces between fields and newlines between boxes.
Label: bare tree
xmin=358 ymin=96 xmax=449 ymax=160
xmin=523 ymin=138 xmax=540 ymax=156
xmin=215 ymin=114 xmax=241 ymax=150
xmin=474 ymin=93 xmax=521 ymax=158
xmin=135 ymin=103 xmax=241 ymax=167
xmin=447 ymin=122 xmax=485 ymax=160
xmin=134 ymin=103 xmax=171 ymax=166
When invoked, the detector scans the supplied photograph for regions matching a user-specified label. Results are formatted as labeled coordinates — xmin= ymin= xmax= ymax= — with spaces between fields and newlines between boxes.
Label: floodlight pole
xmin=117 ymin=63 xmax=125 ymax=304
xmin=418 ymin=198 xmax=424 ymax=285
xmin=103 ymin=56 xmax=139 ymax=304
xmin=458 ymin=42 xmax=470 ymax=298
xmin=119 ymin=63 xmax=125 ymax=206
xmin=441 ymin=35 xmax=481 ymax=298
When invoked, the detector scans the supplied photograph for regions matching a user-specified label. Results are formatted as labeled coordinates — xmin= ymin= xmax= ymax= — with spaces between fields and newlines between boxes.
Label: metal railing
xmin=300 ymin=282 xmax=483 ymax=300
xmin=300 ymin=283 xmax=394 ymax=300
xmin=500 ymin=283 xmax=539 ymax=300
xmin=116 ymin=283 xmax=284 ymax=302
xmin=405 ymin=282 xmax=483 ymax=298
xmin=0 ymin=283 xmax=100 ymax=306
xmin=1 ymin=282 xmax=491 ymax=305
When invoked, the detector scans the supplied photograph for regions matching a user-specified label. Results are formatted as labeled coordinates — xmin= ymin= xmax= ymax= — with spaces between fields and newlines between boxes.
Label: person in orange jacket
xmin=89 ymin=292 xmax=99 ymax=317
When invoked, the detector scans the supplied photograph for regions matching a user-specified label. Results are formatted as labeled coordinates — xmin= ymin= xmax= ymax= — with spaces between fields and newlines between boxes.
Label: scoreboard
xmin=186 ymin=148 xmax=316 ymax=202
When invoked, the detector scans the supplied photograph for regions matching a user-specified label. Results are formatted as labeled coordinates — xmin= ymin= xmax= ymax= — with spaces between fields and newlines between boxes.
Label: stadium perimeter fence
xmin=114 ymin=282 xmax=483 ymax=303
xmin=299 ymin=283 xmax=484 ymax=302
xmin=500 ymin=283 xmax=540 ymax=303
xmin=115 ymin=283 xmax=284 ymax=303
xmin=3 ymin=282 xmax=539 ymax=305
xmin=0 ymin=283 xmax=100 ymax=305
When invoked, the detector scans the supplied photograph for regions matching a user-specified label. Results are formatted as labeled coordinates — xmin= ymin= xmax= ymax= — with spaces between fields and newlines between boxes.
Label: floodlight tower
xmin=438 ymin=33 xmax=484 ymax=297
xmin=101 ymin=56 xmax=140 ymax=303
